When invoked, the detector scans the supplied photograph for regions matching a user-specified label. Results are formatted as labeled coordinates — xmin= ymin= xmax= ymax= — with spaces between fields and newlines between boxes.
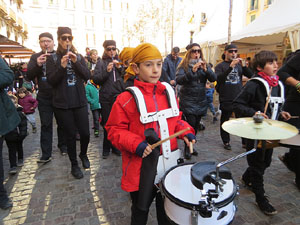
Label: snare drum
xmin=161 ymin=163 xmax=237 ymax=225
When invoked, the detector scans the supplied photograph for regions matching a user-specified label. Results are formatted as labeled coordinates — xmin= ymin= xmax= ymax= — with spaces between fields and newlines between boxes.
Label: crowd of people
xmin=0 ymin=26 xmax=299 ymax=225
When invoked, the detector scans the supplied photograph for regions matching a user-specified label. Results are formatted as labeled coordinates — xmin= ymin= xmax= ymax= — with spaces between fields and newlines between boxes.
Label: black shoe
xmin=184 ymin=145 xmax=191 ymax=160
xmin=32 ymin=127 xmax=37 ymax=133
xmin=224 ymin=143 xmax=231 ymax=150
xmin=240 ymin=176 xmax=252 ymax=190
xmin=94 ymin=130 xmax=99 ymax=137
xmin=191 ymin=149 xmax=198 ymax=156
xmin=71 ymin=165 xmax=83 ymax=179
xmin=0 ymin=198 xmax=13 ymax=210
xmin=9 ymin=167 xmax=17 ymax=175
xmin=102 ymin=151 xmax=109 ymax=159
xmin=37 ymin=157 xmax=52 ymax=163
xmin=59 ymin=146 xmax=68 ymax=156
xmin=112 ymin=149 xmax=121 ymax=156
xmin=79 ymin=154 xmax=90 ymax=169
xmin=213 ymin=116 xmax=218 ymax=122
xmin=256 ymin=196 xmax=277 ymax=216
xmin=17 ymin=159 xmax=24 ymax=167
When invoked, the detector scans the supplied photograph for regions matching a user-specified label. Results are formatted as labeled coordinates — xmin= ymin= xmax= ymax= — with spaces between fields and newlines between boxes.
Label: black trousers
xmin=130 ymin=187 xmax=172 ymax=225
xmin=0 ymin=137 xmax=9 ymax=203
xmin=37 ymin=96 xmax=67 ymax=158
xmin=100 ymin=102 xmax=118 ymax=154
xmin=5 ymin=139 xmax=24 ymax=168
xmin=243 ymin=139 xmax=273 ymax=198
xmin=282 ymin=102 xmax=300 ymax=186
xmin=183 ymin=113 xmax=202 ymax=136
xmin=55 ymin=106 xmax=90 ymax=166
xmin=220 ymin=107 xmax=232 ymax=144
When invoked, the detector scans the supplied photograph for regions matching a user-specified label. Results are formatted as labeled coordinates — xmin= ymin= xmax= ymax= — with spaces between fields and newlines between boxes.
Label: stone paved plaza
xmin=0 ymin=113 xmax=299 ymax=225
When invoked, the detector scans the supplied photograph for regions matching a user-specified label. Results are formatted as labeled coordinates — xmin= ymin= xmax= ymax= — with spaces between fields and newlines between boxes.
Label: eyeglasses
xmin=60 ymin=36 xmax=73 ymax=41
xmin=40 ymin=40 xmax=52 ymax=44
xmin=191 ymin=49 xmax=201 ymax=54
xmin=106 ymin=47 xmax=116 ymax=51
xmin=228 ymin=49 xmax=238 ymax=53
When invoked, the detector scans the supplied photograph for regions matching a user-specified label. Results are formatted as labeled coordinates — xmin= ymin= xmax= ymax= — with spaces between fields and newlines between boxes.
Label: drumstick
xmin=150 ymin=127 xmax=190 ymax=149
xmin=189 ymin=142 xmax=193 ymax=154
xmin=291 ymin=116 xmax=299 ymax=119
xmin=264 ymin=86 xmax=272 ymax=115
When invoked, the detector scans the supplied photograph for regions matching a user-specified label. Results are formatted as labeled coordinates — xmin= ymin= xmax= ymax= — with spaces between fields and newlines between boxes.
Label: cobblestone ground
xmin=0 ymin=112 xmax=299 ymax=225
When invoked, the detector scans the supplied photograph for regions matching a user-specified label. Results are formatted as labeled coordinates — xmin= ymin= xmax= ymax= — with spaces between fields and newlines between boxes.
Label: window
xmin=110 ymin=17 xmax=112 ymax=29
xmin=251 ymin=14 xmax=256 ymax=22
xmin=65 ymin=0 xmax=67 ymax=8
xmin=86 ymin=34 xmax=89 ymax=46
xmin=91 ymin=0 xmax=94 ymax=9
xmin=103 ymin=0 xmax=105 ymax=10
xmin=201 ymin=13 xmax=207 ymax=23
xmin=267 ymin=0 xmax=273 ymax=5
xmin=109 ymin=1 xmax=111 ymax=10
xmin=49 ymin=0 xmax=54 ymax=5
xmin=92 ymin=16 xmax=94 ymax=27
xmin=104 ymin=17 xmax=106 ymax=28
xmin=85 ymin=15 xmax=87 ymax=26
xmin=250 ymin=0 xmax=258 ymax=10
xmin=33 ymin=0 xmax=39 ymax=4
xmin=93 ymin=33 xmax=96 ymax=45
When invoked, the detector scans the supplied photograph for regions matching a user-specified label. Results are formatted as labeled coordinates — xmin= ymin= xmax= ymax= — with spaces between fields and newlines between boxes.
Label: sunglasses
xmin=228 ymin=49 xmax=238 ymax=53
xmin=106 ymin=47 xmax=116 ymax=51
xmin=191 ymin=49 xmax=201 ymax=54
xmin=60 ymin=36 xmax=73 ymax=41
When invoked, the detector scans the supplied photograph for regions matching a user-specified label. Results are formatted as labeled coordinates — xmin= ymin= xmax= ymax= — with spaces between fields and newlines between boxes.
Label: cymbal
xmin=222 ymin=117 xmax=298 ymax=140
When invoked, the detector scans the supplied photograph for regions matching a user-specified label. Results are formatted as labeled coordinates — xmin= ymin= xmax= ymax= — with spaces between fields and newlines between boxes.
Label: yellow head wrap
xmin=119 ymin=47 xmax=134 ymax=65
xmin=124 ymin=43 xmax=162 ymax=82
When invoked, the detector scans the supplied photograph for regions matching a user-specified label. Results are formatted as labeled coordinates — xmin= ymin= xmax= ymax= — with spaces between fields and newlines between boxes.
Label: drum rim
xmin=161 ymin=162 xmax=238 ymax=211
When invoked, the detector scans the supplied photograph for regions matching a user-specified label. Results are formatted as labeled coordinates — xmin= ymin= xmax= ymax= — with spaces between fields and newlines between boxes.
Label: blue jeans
xmin=0 ymin=137 xmax=9 ymax=203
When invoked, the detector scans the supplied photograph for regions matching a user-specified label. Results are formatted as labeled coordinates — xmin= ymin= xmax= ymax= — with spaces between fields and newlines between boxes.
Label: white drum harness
xmin=251 ymin=77 xmax=285 ymax=120
xmin=127 ymin=82 xmax=182 ymax=183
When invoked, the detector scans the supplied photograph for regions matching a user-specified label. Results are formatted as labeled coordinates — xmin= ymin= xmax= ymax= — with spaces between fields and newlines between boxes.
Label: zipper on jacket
xmin=152 ymin=85 xmax=159 ymax=134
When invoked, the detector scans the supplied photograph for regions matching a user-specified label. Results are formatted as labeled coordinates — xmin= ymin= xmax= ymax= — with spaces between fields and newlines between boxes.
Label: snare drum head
xmin=162 ymin=164 xmax=235 ymax=206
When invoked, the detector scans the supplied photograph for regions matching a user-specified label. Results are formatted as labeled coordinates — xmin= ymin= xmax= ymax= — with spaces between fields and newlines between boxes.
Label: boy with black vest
xmin=233 ymin=50 xmax=291 ymax=215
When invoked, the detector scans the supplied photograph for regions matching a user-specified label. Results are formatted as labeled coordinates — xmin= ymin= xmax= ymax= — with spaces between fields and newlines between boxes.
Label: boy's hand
xmin=280 ymin=111 xmax=291 ymax=121
xmin=142 ymin=145 xmax=153 ymax=158
xmin=183 ymin=136 xmax=196 ymax=146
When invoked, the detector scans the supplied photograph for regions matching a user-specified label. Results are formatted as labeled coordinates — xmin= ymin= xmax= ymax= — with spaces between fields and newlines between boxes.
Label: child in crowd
xmin=85 ymin=80 xmax=101 ymax=137
xmin=17 ymin=87 xmax=38 ymax=133
xmin=105 ymin=43 xmax=196 ymax=225
xmin=233 ymin=50 xmax=291 ymax=216
xmin=205 ymin=82 xmax=218 ymax=122
xmin=4 ymin=94 xmax=28 ymax=175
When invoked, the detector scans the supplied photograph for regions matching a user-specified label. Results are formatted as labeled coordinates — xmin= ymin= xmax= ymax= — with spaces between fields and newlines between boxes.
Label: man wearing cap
xmin=27 ymin=32 xmax=67 ymax=163
xmin=93 ymin=40 xmax=122 ymax=159
xmin=162 ymin=46 xmax=182 ymax=86
xmin=215 ymin=44 xmax=253 ymax=150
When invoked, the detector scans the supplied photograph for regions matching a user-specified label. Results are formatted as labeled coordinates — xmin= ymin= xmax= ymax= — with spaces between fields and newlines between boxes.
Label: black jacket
xmin=46 ymin=53 xmax=90 ymax=109
xmin=215 ymin=61 xmax=253 ymax=108
xmin=233 ymin=74 xmax=281 ymax=119
xmin=93 ymin=57 xmax=123 ymax=104
xmin=5 ymin=106 xmax=27 ymax=142
xmin=176 ymin=65 xmax=216 ymax=116
xmin=27 ymin=51 xmax=55 ymax=99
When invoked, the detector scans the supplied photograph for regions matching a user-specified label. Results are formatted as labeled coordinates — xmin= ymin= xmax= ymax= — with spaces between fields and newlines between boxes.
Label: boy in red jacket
xmin=106 ymin=43 xmax=195 ymax=225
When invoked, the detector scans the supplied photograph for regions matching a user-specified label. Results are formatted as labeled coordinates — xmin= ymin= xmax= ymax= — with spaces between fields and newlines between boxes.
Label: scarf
xmin=258 ymin=72 xmax=279 ymax=87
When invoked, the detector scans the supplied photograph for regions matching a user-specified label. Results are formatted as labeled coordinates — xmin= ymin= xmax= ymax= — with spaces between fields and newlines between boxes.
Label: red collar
xmin=257 ymin=72 xmax=279 ymax=87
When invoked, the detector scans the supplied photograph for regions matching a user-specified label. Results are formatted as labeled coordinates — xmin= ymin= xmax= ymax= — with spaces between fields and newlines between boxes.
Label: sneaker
xmin=59 ymin=147 xmax=68 ymax=156
xmin=9 ymin=167 xmax=17 ymax=175
xmin=213 ymin=116 xmax=218 ymax=122
xmin=256 ymin=196 xmax=277 ymax=216
xmin=32 ymin=127 xmax=37 ymax=133
xmin=224 ymin=143 xmax=231 ymax=150
xmin=0 ymin=198 xmax=13 ymax=210
xmin=79 ymin=154 xmax=90 ymax=169
xmin=240 ymin=176 xmax=252 ymax=190
xmin=112 ymin=149 xmax=121 ymax=156
xmin=71 ymin=165 xmax=83 ymax=179
xmin=191 ymin=149 xmax=198 ymax=156
xmin=102 ymin=151 xmax=109 ymax=159
xmin=17 ymin=159 xmax=24 ymax=167
xmin=37 ymin=157 xmax=52 ymax=163
xmin=278 ymin=154 xmax=295 ymax=172
xmin=94 ymin=130 xmax=99 ymax=137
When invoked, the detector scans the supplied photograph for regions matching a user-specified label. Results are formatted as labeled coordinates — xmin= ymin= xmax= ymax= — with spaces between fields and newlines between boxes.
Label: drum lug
xmin=191 ymin=208 xmax=198 ymax=225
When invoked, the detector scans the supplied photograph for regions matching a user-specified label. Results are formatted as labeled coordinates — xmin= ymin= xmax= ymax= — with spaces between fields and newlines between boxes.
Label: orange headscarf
xmin=119 ymin=47 xmax=134 ymax=65
xmin=124 ymin=43 xmax=162 ymax=82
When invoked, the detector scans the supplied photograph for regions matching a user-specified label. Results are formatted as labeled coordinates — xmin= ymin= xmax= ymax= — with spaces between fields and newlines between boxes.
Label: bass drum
xmin=161 ymin=163 xmax=237 ymax=225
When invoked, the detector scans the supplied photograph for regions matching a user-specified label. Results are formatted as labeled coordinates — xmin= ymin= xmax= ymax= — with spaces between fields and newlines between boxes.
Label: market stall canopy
xmin=230 ymin=0 xmax=300 ymax=49
xmin=0 ymin=35 xmax=34 ymax=59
